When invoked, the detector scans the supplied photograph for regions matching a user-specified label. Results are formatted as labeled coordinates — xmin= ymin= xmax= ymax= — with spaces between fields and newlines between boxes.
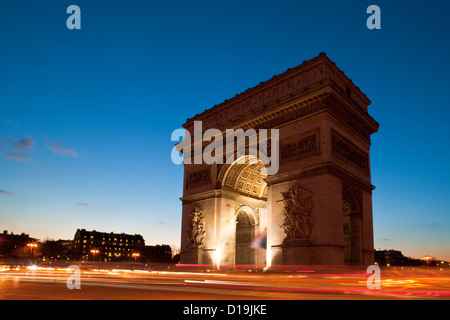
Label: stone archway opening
xmin=235 ymin=210 xmax=256 ymax=265
xmin=343 ymin=188 xmax=362 ymax=265
xmin=219 ymin=156 xmax=268 ymax=267
xmin=220 ymin=156 xmax=268 ymax=199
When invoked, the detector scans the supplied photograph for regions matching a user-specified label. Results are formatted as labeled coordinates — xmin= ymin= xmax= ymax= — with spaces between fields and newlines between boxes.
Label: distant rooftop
xmin=76 ymin=228 xmax=143 ymax=238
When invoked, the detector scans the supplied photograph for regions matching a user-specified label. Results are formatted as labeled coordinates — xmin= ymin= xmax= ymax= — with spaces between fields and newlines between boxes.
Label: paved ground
xmin=1 ymin=262 xmax=450 ymax=300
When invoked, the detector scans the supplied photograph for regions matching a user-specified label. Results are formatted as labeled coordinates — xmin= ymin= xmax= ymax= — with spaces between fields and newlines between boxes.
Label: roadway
xmin=1 ymin=263 xmax=450 ymax=300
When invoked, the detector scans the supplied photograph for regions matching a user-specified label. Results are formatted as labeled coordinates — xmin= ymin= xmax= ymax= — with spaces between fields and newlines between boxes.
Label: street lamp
xmin=27 ymin=243 xmax=38 ymax=259
xmin=423 ymin=255 xmax=432 ymax=267
xmin=90 ymin=249 xmax=99 ymax=262
xmin=132 ymin=253 xmax=140 ymax=262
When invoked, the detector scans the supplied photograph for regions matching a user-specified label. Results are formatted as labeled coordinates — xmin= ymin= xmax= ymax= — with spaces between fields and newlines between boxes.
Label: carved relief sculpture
xmin=280 ymin=129 xmax=319 ymax=162
xmin=280 ymin=185 xmax=314 ymax=241
xmin=187 ymin=207 xmax=205 ymax=246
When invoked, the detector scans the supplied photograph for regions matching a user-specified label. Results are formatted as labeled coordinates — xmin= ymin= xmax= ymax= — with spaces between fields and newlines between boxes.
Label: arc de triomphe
xmin=176 ymin=53 xmax=379 ymax=267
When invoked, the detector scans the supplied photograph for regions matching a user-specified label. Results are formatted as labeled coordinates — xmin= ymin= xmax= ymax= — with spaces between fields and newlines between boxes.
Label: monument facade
xmin=178 ymin=53 xmax=379 ymax=267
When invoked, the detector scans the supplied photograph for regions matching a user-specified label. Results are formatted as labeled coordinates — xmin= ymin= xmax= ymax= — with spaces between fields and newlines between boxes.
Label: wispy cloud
xmin=0 ymin=189 xmax=14 ymax=196
xmin=5 ymin=120 xmax=20 ymax=126
xmin=78 ymin=203 xmax=89 ymax=207
xmin=5 ymin=153 xmax=33 ymax=162
xmin=158 ymin=221 xmax=167 ymax=225
xmin=10 ymin=137 xmax=35 ymax=151
xmin=49 ymin=140 xmax=78 ymax=157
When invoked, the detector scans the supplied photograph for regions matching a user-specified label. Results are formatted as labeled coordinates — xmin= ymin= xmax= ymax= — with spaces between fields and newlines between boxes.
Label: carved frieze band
xmin=327 ymin=94 xmax=378 ymax=140
xmin=182 ymin=93 xmax=377 ymax=166
xmin=331 ymin=130 xmax=368 ymax=174
xmin=241 ymin=95 xmax=328 ymax=132
xmin=186 ymin=167 xmax=212 ymax=189
xmin=238 ymin=93 xmax=375 ymax=142
xmin=280 ymin=129 xmax=320 ymax=162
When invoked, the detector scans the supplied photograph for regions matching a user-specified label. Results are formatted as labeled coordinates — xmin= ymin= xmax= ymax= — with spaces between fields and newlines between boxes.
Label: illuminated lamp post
xmin=27 ymin=243 xmax=38 ymax=259
xmin=132 ymin=253 xmax=140 ymax=263
xmin=90 ymin=249 xmax=99 ymax=262
xmin=423 ymin=255 xmax=432 ymax=267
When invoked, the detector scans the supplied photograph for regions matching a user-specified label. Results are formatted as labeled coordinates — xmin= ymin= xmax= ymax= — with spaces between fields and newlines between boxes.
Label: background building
xmin=40 ymin=239 xmax=74 ymax=261
xmin=143 ymin=245 xmax=173 ymax=263
xmin=72 ymin=229 xmax=144 ymax=262
xmin=0 ymin=230 xmax=39 ymax=259
xmin=375 ymin=250 xmax=425 ymax=266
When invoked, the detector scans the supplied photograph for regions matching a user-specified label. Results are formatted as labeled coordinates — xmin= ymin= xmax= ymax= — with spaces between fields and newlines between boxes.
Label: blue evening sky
xmin=1 ymin=1 xmax=449 ymax=260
